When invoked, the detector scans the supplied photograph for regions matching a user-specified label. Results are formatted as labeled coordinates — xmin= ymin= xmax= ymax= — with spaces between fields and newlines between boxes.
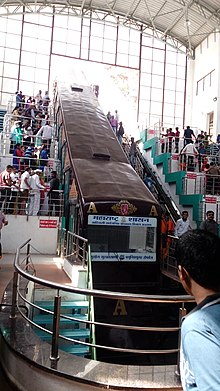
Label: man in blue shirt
xmin=175 ymin=230 xmax=220 ymax=391
xmin=183 ymin=125 xmax=196 ymax=146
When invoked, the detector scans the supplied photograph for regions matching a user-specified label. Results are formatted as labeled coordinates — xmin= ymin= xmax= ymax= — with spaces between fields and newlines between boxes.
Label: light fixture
xmin=184 ymin=19 xmax=191 ymax=27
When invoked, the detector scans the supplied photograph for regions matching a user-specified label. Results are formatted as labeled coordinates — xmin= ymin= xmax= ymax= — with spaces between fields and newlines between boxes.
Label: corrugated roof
xmin=0 ymin=0 xmax=220 ymax=54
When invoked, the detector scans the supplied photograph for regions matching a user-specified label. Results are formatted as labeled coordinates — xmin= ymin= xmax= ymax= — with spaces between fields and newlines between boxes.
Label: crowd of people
xmin=106 ymin=109 xmax=125 ymax=144
xmin=0 ymin=89 xmax=61 ymax=218
xmin=159 ymin=126 xmax=220 ymax=195
xmin=161 ymin=126 xmax=220 ymax=173
xmin=9 ymin=89 xmax=55 ymax=174
xmin=0 ymin=165 xmax=61 ymax=217
xmin=10 ymin=118 xmax=55 ymax=157
xmin=160 ymin=208 xmax=219 ymax=262
xmin=180 ymin=128 xmax=220 ymax=173
xmin=169 ymin=209 xmax=218 ymax=238
xmin=12 ymin=90 xmax=50 ymax=133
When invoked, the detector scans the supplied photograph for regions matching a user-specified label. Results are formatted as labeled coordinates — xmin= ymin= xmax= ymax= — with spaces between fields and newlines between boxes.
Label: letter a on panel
xmin=113 ymin=300 xmax=127 ymax=316
xmin=87 ymin=202 xmax=97 ymax=214
xmin=150 ymin=205 xmax=158 ymax=216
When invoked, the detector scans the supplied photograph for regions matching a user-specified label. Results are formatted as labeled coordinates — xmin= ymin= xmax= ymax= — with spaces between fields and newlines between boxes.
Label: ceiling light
xmin=184 ymin=19 xmax=191 ymax=27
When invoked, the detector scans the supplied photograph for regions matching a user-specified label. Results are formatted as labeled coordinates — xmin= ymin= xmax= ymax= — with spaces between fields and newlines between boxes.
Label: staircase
xmin=0 ymin=108 xmax=6 ymax=133
xmin=123 ymin=141 xmax=180 ymax=222
xmin=33 ymin=299 xmax=91 ymax=357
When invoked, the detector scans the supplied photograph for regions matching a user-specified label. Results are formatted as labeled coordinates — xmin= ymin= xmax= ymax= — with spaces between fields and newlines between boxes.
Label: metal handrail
xmin=123 ymin=141 xmax=180 ymax=222
xmin=11 ymin=238 xmax=194 ymax=367
xmin=14 ymin=247 xmax=193 ymax=301
xmin=87 ymin=244 xmax=96 ymax=359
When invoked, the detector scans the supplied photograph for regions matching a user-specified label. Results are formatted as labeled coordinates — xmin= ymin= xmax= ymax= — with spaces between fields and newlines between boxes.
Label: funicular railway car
xmin=54 ymin=83 xmax=181 ymax=364
xmin=55 ymin=83 xmax=161 ymax=290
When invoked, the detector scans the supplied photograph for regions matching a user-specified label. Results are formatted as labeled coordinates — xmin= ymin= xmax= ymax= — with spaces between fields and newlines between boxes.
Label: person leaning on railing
xmin=9 ymin=121 xmax=23 ymax=154
xmin=19 ymin=167 xmax=32 ymax=215
xmin=205 ymin=162 xmax=220 ymax=195
xmin=183 ymin=126 xmax=196 ymax=146
xmin=0 ymin=165 xmax=13 ymax=213
xmin=179 ymin=142 xmax=198 ymax=172
xmin=46 ymin=171 xmax=60 ymax=216
xmin=8 ymin=168 xmax=21 ymax=215
xmin=36 ymin=121 xmax=54 ymax=156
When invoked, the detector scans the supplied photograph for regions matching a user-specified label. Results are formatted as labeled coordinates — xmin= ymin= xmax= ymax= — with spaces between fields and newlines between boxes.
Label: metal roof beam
xmin=161 ymin=1 xmax=194 ymax=36
xmin=163 ymin=0 xmax=220 ymax=26
xmin=123 ymin=0 xmax=142 ymax=21
xmin=142 ymin=0 xmax=160 ymax=40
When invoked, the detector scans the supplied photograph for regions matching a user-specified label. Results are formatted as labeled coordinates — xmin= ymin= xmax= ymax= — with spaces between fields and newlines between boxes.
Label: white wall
xmin=185 ymin=32 xmax=220 ymax=140
xmin=1 ymin=215 xmax=59 ymax=254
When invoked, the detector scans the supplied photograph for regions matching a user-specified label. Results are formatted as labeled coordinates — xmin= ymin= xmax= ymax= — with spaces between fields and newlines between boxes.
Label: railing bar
xmin=16 ymin=289 xmax=180 ymax=332
xmin=15 ymin=267 xmax=194 ymax=302
xmin=16 ymin=306 xmax=179 ymax=355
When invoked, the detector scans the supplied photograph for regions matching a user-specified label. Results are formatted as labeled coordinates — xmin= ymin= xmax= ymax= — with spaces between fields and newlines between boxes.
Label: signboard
xmin=39 ymin=220 xmax=57 ymax=228
xmin=148 ymin=129 xmax=155 ymax=135
xmin=89 ymin=215 xmax=157 ymax=262
xmin=91 ymin=252 xmax=156 ymax=262
xmin=88 ymin=215 xmax=157 ymax=227
xmin=205 ymin=196 xmax=217 ymax=204
xmin=186 ymin=173 xmax=197 ymax=179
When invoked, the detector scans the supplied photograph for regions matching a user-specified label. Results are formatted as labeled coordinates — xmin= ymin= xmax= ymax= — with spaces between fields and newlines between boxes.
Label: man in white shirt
xmin=180 ymin=141 xmax=198 ymax=172
xmin=34 ymin=89 xmax=42 ymax=109
xmin=175 ymin=211 xmax=191 ymax=238
xmin=42 ymin=91 xmax=50 ymax=114
xmin=19 ymin=167 xmax=32 ymax=214
xmin=29 ymin=169 xmax=46 ymax=216
xmin=36 ymin=121 xmax=54 ymax=156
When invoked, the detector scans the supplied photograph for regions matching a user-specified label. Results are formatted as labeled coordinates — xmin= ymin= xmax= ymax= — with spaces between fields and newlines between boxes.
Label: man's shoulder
xmin=182 ymin=309 xmax=205 ymax=335
xmin=183 ymin=302 xmax=220 ymax=333
xmin=200 ymin=220 xmax=206 ymax=229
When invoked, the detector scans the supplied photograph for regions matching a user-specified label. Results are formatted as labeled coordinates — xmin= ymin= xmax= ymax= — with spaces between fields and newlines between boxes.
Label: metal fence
xmin=0 ymin=186 xmax=63 ymax=217
xmin=8 ymin=238 xmax=195 ymax=373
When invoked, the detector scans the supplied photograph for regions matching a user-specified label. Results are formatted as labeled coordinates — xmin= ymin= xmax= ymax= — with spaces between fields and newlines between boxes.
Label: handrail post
xmin=26 ymin=243 xmax=31 ymax=269
xmin=176 ymin=302 xmax=187 ymax=378
xmin=66 ymin=231 xmax=69 ymax=258
xmin=50 ymin=294 xmax=61 ymax=367
xmin=10 ymin=270 xmax=19 ymax=319
xmin=76 ymin=234 xmax=79 ymax=259
xmin=82 ymin=241 xmax=86 ymax=268
xmin=61 ymin=228 xmax=66 ymax=257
